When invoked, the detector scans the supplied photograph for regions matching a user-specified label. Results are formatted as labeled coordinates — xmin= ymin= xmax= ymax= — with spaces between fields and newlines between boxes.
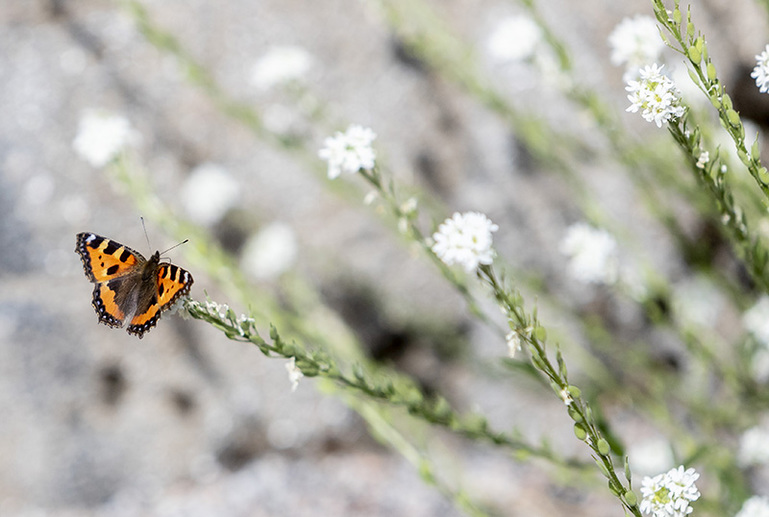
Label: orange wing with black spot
xmin=76 ymin=232 xmax=145 ymax=283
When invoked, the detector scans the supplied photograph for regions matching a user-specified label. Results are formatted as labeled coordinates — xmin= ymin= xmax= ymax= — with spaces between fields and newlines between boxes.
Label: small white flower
xmin=237 ymin=314 xmax=256 ymax=336
xmin=486 ymin=15 xmax=542 ymax=63
xmin=73 ymin=109 xmax=137 ymax=167
xmin=286 ymin=357 xmax=303 ymax=392
xmin=400 ymin=197 xmax=418 ymax=216
xmin=319 ymin=125 xmax=377 ymax=179
xmin=559 ymin=223 xmax=619 ymax=285
xmin=752 ymin=45 xmax=769 ymax=93
xmin=738 ymin=425 xmax=769 ymax=467
xmin=608 ymin=16 xmax=665 ymax=74
xmin=505 ymin=330 xmax=521 ymax=358
xmin=640 ymin=466 xmax=700 ymax=517
xmin=696 ymin=150 xmax=710 ymax=169
xmin=363 ymin=191 xmax=379 ymax=205
xmin=626 ymin=64 xmax=686 ymax=127
xmin=559 ymin=387 xmax=573 ymax=406
xmin=181 ymin=163 xmax=240 ymax=226
xmin=217 ymin=303 xmax=230 ymax=320
xmin=250 ymin=45 xmax=313 ymax=90
xmin=169 ymin=297 xmax=195 ymax=319
xmin=736 ymin=496 xmax=769 ymax=517
xmin=431 ymin=211 xmax=499 ymax=273
xmin=241 ymin=222 xmax=298 ymax=280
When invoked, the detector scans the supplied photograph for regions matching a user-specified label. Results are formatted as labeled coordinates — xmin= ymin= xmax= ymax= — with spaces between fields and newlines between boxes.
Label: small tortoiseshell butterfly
xmin=75 ymin=232 xmax=194 ymax=338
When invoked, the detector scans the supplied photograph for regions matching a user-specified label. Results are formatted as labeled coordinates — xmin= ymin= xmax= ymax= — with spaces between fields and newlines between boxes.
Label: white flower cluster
xmin=241 ymin=222 xmax=298 ymax=280
xmin=738 ymin=425 xmax=769 ymax=467
xmin=608 ymin=15 xmax=665 ymax=79
xmin=431 ymin=211 xmax=499 ymax=273
xmin=752 ymin=45 xmax=769 ymax=93
xmin=486 ymin=15 xmax=542 ymax=63
xmin=626 ymin=64 xmax=686 ymax=128
xmin=181 ymin=163 xmax=240 ymax=227
xmin=73 ymin=109 xmax=138 ymax=167
xmin=250 ymin=45 xmax=313 ymax=90
xmin=318 ymin=125 xmax=377 ymax=179
xmin=559 ymin=223 xmax=619 ymax=285
xmin=640 ymin=466 xmax=700 ymax=517
xmin=736 ymin=496 xmax=769 ymax=517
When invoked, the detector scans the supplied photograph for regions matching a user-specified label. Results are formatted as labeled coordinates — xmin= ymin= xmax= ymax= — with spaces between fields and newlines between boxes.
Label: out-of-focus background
xmin=1 ymin=1 xmax=767 ymax=516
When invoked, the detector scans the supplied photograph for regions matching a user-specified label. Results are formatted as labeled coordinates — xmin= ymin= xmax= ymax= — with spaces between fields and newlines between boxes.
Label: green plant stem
xmin=477 ymin=265 xmax=641 ymax=516
xmin=184 ymin=299 xmax=592 ymax=472
xmin=652 ymin=0 xmax=769 ymax=201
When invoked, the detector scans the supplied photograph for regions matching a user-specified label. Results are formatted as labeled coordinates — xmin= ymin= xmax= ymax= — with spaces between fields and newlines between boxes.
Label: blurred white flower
xmin=744 ymin=296 xmax=769 ymax=347
xmin=181 ymin=163 xmax=240 ymax=226
xmin=286 ymin=357 xmax=303 ymax=392
xmin=432 ymin=212 xmax=498 ymax=273
xmin=752 ymin=45 xmax=769 ymax=93
xmin=737 ymin=496 xmax=769 ymax=517
xmin=319 ymin=125 xmax=377 ymax=179
xmin=559 ymin=223 xmax=618 ymax=285
xmin=486 ymin=15 xmax=542 ymax=63
xmin=628 ymin=438 xmax=674 ymax=477
xmin=626 ymin=64 xmax=685 ymax=128
xmin=505 ymin=330 xmax=521 ymax=358
xmin=608 ymin=15 xmax=665 ymax=77
xmin=738 ymin=425 xmax=769 ymax=467
xmin=250 ymin=45 xmax=313 ymax=90
xmin=73 ymin=109 xmax=137 ymax=167
xmin=672 ymin=275 xmax=723 ymax=328
xmin=696 ymin=150 xmax=710 ymax=169
xmin=241 ymin=222 xmax=298 ymax=280
xmin=640 ymin=466 xmax=700 ymax=517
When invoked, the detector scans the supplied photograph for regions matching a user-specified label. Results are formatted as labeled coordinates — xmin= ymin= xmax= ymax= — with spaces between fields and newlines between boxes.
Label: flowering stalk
xmin=182 ymin=298 xmax=590 ymax=470
xmin=476 ymin=265 xmax=641 ymax=516
xmin=356 ymin=165 xmax=506 ymax=336
xmin=666 ymin=111 xmax=769 ymax=297
xmin=651 ymin=0 xmax=769 ymax=200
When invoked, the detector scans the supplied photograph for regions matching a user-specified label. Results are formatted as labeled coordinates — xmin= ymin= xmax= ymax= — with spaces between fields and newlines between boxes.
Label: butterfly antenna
xmin=161 ymin=239 xmax=190 ymax=257
xmin=140 ymin=217 xmax=152 ymax=251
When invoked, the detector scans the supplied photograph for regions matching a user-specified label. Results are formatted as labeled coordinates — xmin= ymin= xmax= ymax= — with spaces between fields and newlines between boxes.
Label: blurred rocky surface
xmin=0 ymin=0 xmax=762 ymax=515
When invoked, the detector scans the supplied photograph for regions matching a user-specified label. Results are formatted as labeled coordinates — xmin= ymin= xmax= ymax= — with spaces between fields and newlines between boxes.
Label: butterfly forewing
xmin=76 ymin=232 xmax=145 ymax=282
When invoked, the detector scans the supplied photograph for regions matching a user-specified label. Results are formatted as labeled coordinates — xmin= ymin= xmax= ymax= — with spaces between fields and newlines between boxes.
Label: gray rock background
xmin=0 ymin=0 xmax=765 ymax=516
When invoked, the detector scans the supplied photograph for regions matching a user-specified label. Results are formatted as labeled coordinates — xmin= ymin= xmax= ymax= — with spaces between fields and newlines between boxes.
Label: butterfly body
xmin=75 ymin=232 xmax=193 ymax=338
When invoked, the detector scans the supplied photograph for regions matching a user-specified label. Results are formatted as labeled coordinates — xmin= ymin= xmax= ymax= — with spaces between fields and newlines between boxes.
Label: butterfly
xmin=75 ymin=232 xmax=194 ymax=338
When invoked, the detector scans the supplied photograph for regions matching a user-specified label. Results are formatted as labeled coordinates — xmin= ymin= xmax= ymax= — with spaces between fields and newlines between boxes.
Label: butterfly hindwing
xmin=92 ymin=281 xmax=127 ymax=328
xmin=125 ymin=262 xmax=193 ymax=337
